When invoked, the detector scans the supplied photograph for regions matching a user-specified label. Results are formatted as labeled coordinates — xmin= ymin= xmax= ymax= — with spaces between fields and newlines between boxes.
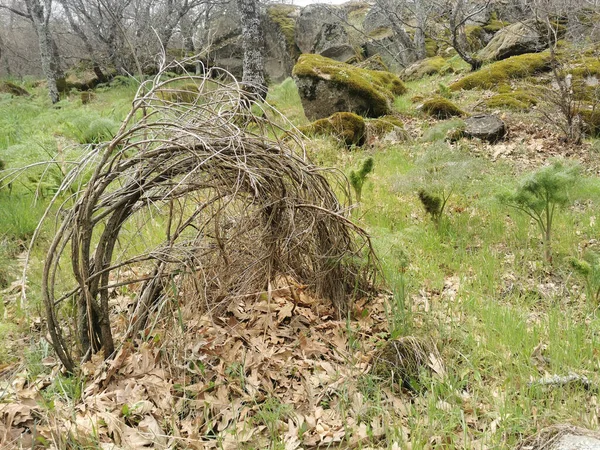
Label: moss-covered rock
xmin=403 ymin=56 xmax=446 ymax=80
xmin=478 ymin=21 xmax=547 ymax=62
xmin=579 ymin=108 xmax=600 ymax=136
xmin=293 ymin=53 xmax=406 ymax=120
xmin=0 ymin=81 xmax=29 ymax=96
xmin=300 ymin=111 xmax=366 ymax=147
xmin=365 ymin=115 xmax=407 ymax=144
xmin=356 ymin=54 xmax=389 ymax=72
xmin=267 ymin=5 xmax=298 ymax=54
xmin=421 ymin=97 xmax=465 ymax=119
xmin=483 ymin=19 xmax=510 ymax=33
xmin=450 ymin=52 xmax=551 ymax=91
xmin=485 ymin=90 xmax=538 ymax=110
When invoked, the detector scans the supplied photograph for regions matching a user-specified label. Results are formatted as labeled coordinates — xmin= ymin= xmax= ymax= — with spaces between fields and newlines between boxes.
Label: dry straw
xmin=40 ymin=59 xmax=377 ymax=372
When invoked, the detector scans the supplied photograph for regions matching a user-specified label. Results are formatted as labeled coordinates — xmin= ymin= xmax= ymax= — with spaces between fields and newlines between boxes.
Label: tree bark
xmin=236 ymin=0 xmax=266 ymax=101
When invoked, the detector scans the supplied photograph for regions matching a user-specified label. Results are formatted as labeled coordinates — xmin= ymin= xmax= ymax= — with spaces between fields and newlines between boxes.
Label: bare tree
xmin=0 ymin=0 xmax=64 ymax=102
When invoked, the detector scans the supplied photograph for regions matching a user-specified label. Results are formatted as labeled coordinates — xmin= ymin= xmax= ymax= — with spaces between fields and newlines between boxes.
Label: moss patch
xmin=485 ymin=90 xmax=538 ymax=110
xmin=356 ymin=54 xmax=389 ymax=72
xmin=293 ymin=54 xmax=407 ymax=117
xmin=404 ymin=56 xmax=446 ymax=80
xmin=367 ymin=115 xmax=404 ymax=134
xmin=425 ymin=38 xmax=439 ymax=57
xmin=483 ymin=19 xmax=510 ymax=33
xmin=300 ymin=112 xmax=366 ymax=147
xmin=579 ymin=108 xmax=600 ymax=136
xmin=421 ymin=96 xmax=465 ymax=119
xmin=450 ymin=52 xmax=551 ymax=91
xmin=267 ymin=5 xmax=298 ymax=54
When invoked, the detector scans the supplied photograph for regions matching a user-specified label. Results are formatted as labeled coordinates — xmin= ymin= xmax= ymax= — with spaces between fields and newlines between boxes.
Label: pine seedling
xmin=499 ymin=160 xmax=579 ymax=263
xmin=568 ymin=251 xmax=600 ymax=304
xmin=350 ymin=157 xmax=374 ymax=202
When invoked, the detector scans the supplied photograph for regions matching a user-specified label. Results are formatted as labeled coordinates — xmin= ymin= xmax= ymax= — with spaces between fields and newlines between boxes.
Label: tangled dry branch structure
xmin=41 ymin=62 xmax=377 ymax=372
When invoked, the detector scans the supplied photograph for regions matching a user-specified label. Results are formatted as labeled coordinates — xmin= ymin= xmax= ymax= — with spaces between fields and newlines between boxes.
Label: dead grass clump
xmin=40 ymin=58 xmax=377 ymax=372
xmin=371 ymin=336 xmax=444 ymax=392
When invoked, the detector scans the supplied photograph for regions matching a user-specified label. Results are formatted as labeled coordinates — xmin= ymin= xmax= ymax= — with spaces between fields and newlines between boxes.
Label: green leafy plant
xmin=569 ymin=251 xmax=600 ymax=304
xmin=499 ymin=160 xmax=579 ymax=263
xmin=349 ymin=157 xmax=374 ymax=202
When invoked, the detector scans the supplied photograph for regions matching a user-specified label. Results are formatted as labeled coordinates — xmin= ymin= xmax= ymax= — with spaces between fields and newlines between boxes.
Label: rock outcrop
xmin=292 ymin=54 xmax=406 ymax=120
xmin=478 ymin=21 xmax=546 ymax=62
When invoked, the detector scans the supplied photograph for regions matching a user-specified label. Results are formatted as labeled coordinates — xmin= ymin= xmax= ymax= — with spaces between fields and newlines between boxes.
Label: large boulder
xmin=203 ymin=2 xmax=301 ymax=82
xmin=464 ymin=114 xmax=506 ymax=143
xmin=313 ymin=23 xmax=356 ymax=63
xmin=295 ymin=4 xmax=348 ymax=55
xmin=292 ymin=54 xmax=407 ymax=120
xmin=478 ymin=20 xmax=546 ymax=62
xmin=264 ymin=5 xmax=301 ymax=82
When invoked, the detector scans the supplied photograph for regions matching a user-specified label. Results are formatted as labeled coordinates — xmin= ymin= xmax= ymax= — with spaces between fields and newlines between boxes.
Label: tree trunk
xmin=24 ymin=0 xmax=62 ymax=103
xmin=414 ymin=0 xmax=427 ymax=59
xmin=236 ymin=0 xmax=267 ymax=101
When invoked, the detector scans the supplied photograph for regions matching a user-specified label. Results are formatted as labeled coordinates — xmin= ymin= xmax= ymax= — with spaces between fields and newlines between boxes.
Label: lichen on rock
xmin=292 ymin=53 xmax=406 ymax=120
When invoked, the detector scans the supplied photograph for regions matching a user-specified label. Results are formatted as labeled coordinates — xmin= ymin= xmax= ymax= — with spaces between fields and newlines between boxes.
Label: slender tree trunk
xmin=236 ymin=0 xmax=267 ymax=101
xmin=25 ymin=0 xmax=62 ymax=103
xmin=414 ymin=0 xmax=427 ymax=59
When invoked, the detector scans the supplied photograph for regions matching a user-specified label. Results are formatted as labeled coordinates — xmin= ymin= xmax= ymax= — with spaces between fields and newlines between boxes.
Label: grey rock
xmin=464 ymin=114 xmax=506 ymax=143
xmin=478 ymin=20 xmax=546 ymax=62
xmin=313 ymin=23 xmax=356 ymax=63
xmin=294 ymin=76 xmax=385 ymax=121
xmin=554 ymin=434 xmax=600 ymax=450
xmin=295 ymin=4 xmax=347 ymax=54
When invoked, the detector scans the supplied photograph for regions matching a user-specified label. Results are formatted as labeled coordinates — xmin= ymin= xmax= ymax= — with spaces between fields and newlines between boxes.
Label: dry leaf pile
xmin=1 ymin=282 xmax=423 ymax=449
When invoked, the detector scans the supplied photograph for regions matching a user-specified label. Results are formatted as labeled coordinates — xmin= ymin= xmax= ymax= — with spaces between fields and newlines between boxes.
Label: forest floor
xmin=1 ymin=65 xmax=600 ymax=449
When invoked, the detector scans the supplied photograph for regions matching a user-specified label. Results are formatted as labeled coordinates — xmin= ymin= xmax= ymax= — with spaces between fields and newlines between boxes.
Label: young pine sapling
xmin=569 ymin=251 xmax=600 ymax=304
xmin=499 ymin=160 xmax=579 ymax=264
xmin=350 ymin=157 xmax=374 ymax=203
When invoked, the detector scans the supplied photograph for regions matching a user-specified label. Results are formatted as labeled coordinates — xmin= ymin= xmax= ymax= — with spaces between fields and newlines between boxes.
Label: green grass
xmin=1 ymin=69 xmax=600 ymax=449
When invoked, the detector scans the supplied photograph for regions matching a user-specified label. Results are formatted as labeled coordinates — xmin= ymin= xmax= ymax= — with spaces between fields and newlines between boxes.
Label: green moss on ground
xmin=267 ymin=5 xmax=298 ymax=53
xmin=421 ymin=96 xmax=465 ymax=119
xmin=486 ymin=90 xmax=538 ymax=110
xmin=293 ymin=54 xmax=407 ymax=117
xmin=450 ymin=52 xmax=551 ymax=91
xmin=299 ymin=111 xmax=366 ymax=147
xmin=404 ymin=56 xmax=446 ymax=80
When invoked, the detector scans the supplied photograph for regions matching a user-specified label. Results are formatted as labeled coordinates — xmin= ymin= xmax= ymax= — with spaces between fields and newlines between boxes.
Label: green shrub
xmin=450 ymin=52 xmax=551 ymax=91
xmin=499 ymin=160 xmax=579 ymax=263
xmin=421 ymin=96 xmax=465 ymax=119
